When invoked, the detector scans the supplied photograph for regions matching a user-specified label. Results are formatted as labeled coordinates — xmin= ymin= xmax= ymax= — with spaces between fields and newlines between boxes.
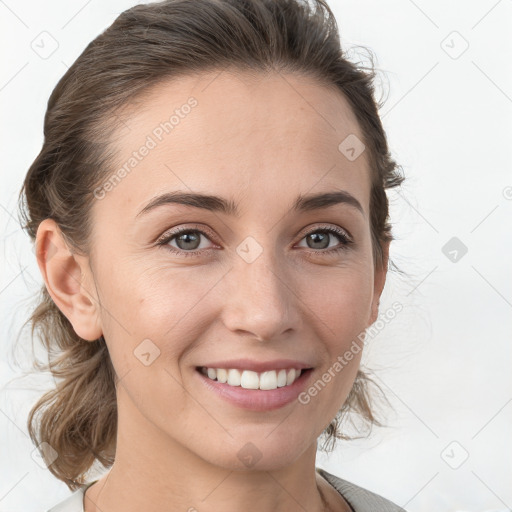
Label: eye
xmin=156 ymin=225 xmax=218 ymax=258
xmin=156 ymin=223 xmax=353 ymax=258
xmin=296 ymin=225 xmax=353 ymax=255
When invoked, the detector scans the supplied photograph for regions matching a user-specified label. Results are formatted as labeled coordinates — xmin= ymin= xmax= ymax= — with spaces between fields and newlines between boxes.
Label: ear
xmin=35 ymin=218 xmax=103 ymax=341
xmin=368 ymin=239 xmax=390 ymax=326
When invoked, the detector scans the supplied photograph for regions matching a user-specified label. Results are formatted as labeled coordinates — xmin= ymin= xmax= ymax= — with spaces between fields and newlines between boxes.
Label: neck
xmin=83 ymin=384 xmax=348 ymax=512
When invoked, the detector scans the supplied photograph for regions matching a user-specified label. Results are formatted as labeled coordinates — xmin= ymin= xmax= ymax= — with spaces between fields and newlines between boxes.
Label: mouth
xmin=194 ymin=366 xmax=314 ymax=411
xmin=195 ymin=366 xmax=313 ymax=390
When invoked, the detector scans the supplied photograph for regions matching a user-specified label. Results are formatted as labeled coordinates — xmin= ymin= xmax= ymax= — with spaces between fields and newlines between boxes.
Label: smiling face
xmin=80 ymin=69 xmax=388 ymax=471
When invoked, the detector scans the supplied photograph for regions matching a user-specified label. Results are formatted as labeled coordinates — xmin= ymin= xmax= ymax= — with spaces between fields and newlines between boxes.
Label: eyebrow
xmin=135 ymin=190 xmax=365 ymax=219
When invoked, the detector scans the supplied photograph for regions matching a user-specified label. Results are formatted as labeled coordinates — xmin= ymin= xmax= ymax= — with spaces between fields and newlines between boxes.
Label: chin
xmin=199 ymin=428 xmax=313 ymax=472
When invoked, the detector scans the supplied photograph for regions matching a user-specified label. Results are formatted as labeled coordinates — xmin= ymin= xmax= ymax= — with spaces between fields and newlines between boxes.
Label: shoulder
xmin=316 ymin=467 xmax=407 ymax=512
xmin=45 ymin=481 xmax=95 ymax=512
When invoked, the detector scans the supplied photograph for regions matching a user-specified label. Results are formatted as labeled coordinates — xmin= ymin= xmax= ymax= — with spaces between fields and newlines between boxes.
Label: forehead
xmin=95 ymin=70 xmax=371 ymax=222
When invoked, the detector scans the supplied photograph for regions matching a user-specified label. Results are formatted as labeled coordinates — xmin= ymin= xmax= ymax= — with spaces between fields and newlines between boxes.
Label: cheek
xmin=288 ymin=264 xmax=373 ymax=410
xmin=105 ymin=263 xmax=210 ymax=334
xmin=304 ymin=263 xmax=374 ymax=334
xmin=96 ymin=266 xmax=203 ymax=383
xmin=302 ymin=266 xmax=372 ymax=398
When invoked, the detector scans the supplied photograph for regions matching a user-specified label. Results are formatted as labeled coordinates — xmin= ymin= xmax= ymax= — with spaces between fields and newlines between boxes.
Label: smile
xmin=198 ymin=366 xmax=305 ymax=390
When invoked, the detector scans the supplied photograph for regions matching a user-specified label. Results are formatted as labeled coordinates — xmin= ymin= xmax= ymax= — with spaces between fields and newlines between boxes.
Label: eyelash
xmin=155 ymin=223 xmax=353 ymax=259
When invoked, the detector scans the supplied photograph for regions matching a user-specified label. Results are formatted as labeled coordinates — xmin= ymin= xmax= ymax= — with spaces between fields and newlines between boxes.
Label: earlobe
xmin=35 ymin=218 xmax=103 ymax=342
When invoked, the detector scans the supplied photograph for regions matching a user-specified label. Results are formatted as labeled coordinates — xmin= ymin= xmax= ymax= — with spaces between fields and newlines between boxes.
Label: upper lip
xmin=197 ymin=358 xmax=314 ymax=373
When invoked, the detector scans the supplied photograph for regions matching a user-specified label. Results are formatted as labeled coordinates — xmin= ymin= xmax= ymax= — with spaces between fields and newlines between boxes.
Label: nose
xmin=220 ymin=245 xmax=303 ymax=342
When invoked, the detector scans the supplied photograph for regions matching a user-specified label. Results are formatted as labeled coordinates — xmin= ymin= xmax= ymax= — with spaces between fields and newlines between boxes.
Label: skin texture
xmin=36 ymin=70 xmax=389 ymax=512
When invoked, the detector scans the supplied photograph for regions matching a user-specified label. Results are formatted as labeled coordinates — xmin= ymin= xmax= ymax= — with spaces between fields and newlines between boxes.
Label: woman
xmin=19 ymin=0 xmax=406 ymax=510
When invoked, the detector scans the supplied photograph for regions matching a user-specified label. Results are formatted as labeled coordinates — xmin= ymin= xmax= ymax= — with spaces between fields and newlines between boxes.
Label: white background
xmin=1 ymin=0 xmax=511 ymax=511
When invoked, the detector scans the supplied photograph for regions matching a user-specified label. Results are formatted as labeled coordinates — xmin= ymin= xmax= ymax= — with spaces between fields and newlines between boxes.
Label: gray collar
xmin=316 ymin=467 xmax=407 ymax=512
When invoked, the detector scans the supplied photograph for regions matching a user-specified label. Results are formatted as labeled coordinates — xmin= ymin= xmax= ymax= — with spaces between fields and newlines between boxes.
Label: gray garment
xmin=46 ymin=468 xmax=407 ymax=512
xmin=316 ymin=467 xmax=407 ymax=511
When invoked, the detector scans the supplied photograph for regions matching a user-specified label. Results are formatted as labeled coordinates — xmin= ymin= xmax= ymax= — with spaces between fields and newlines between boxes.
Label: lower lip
xmin=195 ymin=367 xmax=314 ymax=411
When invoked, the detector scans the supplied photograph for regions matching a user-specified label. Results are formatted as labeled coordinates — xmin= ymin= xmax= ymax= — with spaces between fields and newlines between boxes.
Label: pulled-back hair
xmin=17 ymin=0 xmax=405 ymax=491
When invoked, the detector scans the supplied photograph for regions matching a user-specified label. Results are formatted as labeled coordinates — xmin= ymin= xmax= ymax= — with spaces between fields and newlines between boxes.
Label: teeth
xmin=227 ymin=369 xmax=241 ymax=386
xmin=200 ymin=367 xmax=304 ymax=390
xmin=216 ymin=368 xmax=228 ymax=383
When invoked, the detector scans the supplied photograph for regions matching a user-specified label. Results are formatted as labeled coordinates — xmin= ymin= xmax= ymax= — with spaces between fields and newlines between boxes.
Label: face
xmin=41 ymin=70 xmax=388 ymax=472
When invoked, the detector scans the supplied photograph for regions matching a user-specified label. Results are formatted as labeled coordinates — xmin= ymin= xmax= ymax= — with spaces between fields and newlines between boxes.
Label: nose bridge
xmin=221 ymin=234 xmax=300 ymax=340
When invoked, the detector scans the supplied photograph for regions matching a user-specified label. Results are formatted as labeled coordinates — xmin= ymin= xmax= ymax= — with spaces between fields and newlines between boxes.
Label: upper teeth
xmin=201 ymin=367 xmax=303 ymax=390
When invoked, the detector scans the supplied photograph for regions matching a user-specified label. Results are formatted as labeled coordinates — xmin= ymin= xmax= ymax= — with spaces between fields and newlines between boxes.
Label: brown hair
xmin=16 ymin=0 xmax=405 ymax=491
